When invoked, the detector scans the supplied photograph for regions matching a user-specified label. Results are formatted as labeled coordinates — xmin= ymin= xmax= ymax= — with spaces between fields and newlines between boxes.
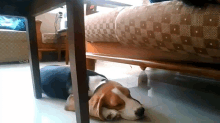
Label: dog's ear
xmin=65 ymin=93 xmax=106 ymax=120
xmin=65 ymin=94 xmax=75 ymax=111
xmin=89 ymin=94 xmax=105 ymax=121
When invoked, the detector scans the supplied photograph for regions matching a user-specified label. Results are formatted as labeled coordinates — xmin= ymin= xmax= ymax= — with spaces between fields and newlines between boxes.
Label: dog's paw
xmin=102 ymin=107 xmax=121 ymax=120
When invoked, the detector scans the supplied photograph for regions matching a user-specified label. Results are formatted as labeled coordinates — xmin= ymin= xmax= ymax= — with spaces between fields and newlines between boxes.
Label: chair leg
xmin=86 ymin=58 xmax=96 ymax=71
xmin=58 ymin=50 xmax=61 ymax=62
xmin=25 ymin=15 xmax=42 ymax=99
xmin=38 ymin=51 xmax=42 ymax=61
xmin=65 ymin=38 xmax=69 ymax=65
xmin=66 ymin=0 xmax=89 ymax=122
xmin=57 ymin=34 xmax=62 ymax=62
xmin=65 ymin=53 xmax=69 ymax=65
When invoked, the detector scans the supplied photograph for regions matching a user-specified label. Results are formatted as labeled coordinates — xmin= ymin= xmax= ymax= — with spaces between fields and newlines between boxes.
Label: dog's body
xmin=40 ymin=65 xmax=145 ymax=121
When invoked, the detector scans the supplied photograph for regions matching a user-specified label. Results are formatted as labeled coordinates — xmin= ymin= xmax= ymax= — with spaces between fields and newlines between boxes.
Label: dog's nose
xmin=135 ymin=107 xmax=145 ymax=117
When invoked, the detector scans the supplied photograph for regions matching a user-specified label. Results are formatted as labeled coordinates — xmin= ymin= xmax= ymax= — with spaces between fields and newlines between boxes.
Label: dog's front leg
xmin=102 ymin=107 xmax=121 ymax=120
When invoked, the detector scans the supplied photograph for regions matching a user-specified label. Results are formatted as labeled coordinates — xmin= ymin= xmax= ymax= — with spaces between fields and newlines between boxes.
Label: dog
xmin=40 ymin=65 xmax=145 ymax=121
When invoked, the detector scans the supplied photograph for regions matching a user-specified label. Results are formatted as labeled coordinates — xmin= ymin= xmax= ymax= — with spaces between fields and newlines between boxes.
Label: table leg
xmin=25 ymin=15 xmax=42 ymax=99
xmin=57 ymin=36 xmax=62 ymax=62
xmin=65 ymin=37 xmax=69 ymax=65
xmin=66 ymin=0 xmax=89 ymax=123
xmin=38 ymin=51 xmax=42 ymax=61
xmin=58 ymin=49 xmax=61 ymax=62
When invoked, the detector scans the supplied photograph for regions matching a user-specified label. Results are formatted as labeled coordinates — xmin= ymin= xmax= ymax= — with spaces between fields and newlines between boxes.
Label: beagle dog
xmin=40 ymin=65 xmax=145 ymax=121
xmin=66 ymin=80 xmax=145 ymax=121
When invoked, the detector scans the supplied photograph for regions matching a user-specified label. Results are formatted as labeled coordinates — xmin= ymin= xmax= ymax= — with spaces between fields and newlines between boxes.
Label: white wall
xmin=36 ymin=12 xmax=60 ymax=33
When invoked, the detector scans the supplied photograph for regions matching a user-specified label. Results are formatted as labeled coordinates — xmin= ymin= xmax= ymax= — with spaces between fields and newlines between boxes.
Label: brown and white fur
xmin=65 ymin=79 xmax=145 ymax=121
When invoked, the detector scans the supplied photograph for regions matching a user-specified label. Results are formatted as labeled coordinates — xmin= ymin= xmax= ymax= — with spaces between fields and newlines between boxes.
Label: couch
xmin=84 ymin=1 xmax=220 ymax=80
xmin=0 ymin=29 xmax=29 ymax=63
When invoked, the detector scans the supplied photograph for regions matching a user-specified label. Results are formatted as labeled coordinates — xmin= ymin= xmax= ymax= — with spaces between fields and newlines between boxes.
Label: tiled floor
xmin=0 ymin=61 xmax=220 ymax=123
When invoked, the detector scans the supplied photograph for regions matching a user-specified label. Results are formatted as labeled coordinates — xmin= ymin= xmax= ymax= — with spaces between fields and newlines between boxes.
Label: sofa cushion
xmin=85 ymin=8 xmax=124 ymax=42
xmin=115 ymin=1 xmax=220 ymax=61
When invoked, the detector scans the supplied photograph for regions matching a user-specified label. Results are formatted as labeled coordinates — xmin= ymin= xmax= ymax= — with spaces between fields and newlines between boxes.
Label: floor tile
xmin=1 ymin=61 xmax=220 ymax=123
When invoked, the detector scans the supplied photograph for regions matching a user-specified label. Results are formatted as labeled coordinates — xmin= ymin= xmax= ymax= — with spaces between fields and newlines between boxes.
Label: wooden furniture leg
xmin=58 ymin=49 xmax=61 ymax=62
xmin=25 ymin=15 xmax=42 ymax=99
xmin=86 ymin=58 xmax=96 ymax=71
xmin=66 ymin=0 xmax=89 ymax=122
xmin=65 ymin=37 xmax=69 ymax=65
xmin=57 ymin=35 xmax=62 ymax=62
xmin=38 ymin=51 xmax=42 ymax=61
xmin=140 ymin=66 xmax=147 ymax=71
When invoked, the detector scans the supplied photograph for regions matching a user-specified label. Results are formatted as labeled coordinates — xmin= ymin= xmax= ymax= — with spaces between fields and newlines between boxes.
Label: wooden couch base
xmin=86 ymin=53 xmax=220 ymax=80
xmin=86 ymin=42 xmax=220 ymax=80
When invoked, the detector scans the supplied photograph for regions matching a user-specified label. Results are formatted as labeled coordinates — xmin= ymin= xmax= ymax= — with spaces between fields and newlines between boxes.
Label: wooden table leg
xmin=38 ymin=51 xmax=42 ymax=61
xmin=65 ymin=37 xmax=69 ymax=65
xmin=25 ymin=15 xmax=42 ymax=99
xmin=66 ymin=0 xmax=89 ymax=123
xmin=58 ymin=49 xmax=61 ymax=62
xmin=57 ymin=36 xmax=62 ymax=62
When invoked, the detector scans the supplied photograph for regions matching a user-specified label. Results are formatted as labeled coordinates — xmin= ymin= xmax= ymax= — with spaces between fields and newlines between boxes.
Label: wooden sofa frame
xmin=86 ymin=42 xmax=220 ymax=80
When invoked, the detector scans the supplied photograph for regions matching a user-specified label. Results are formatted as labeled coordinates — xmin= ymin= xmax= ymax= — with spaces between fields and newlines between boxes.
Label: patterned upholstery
xmin=115 ymin=1 xmax=220 ymax=61
xmin=42 ymin=33 xmax=58 ymax=43
xmin=84 ymin=1 xmax=220 ymax=63
xmin=85 ymin=8 xmax=124 ymax=42
xmin=0 ymin=29 xmax=28 ymax=63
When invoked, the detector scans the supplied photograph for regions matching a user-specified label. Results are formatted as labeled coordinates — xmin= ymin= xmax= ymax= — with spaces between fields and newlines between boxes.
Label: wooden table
xmin=1 ymin=0 xmax=89 ymax=123
xmin=0 ymin=0 xmax=131 ymax=123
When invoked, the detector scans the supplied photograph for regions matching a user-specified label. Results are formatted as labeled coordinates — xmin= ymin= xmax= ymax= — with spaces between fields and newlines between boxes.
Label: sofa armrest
xmin=85 ymin=7 xmax=124 ymax=43
xmin=0 ymin=30 xmax=28 ymax=63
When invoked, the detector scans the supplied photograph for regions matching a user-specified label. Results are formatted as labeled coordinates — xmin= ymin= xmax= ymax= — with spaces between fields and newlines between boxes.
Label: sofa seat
xmin=85 ymin=1 xmax=220 ymax=64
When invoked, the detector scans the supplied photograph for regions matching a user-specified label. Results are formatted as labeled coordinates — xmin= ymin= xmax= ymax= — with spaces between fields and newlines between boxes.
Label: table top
xmin=0 ymin=0 xmax=66 ymax=16
xmin=58 ymin=28 xmax=68 ymax=33
xmin=0 ymin=0 xmax=131 ymax=17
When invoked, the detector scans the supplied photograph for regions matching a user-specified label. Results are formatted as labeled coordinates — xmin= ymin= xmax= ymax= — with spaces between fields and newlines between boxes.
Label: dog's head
xmin=65 ymin=81 xmax=145 ymax=121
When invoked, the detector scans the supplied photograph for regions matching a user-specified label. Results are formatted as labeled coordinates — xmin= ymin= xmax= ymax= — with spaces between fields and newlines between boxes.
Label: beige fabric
xmin=42 ymin=33 xmax=58 ymax=43
xmin=0 ymin=29 xmax=28 ymax=63
xmin=115 ymin=1 xmax=220 ymax=62
xmin=85 ymin=8 xmax=124 ymax=42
